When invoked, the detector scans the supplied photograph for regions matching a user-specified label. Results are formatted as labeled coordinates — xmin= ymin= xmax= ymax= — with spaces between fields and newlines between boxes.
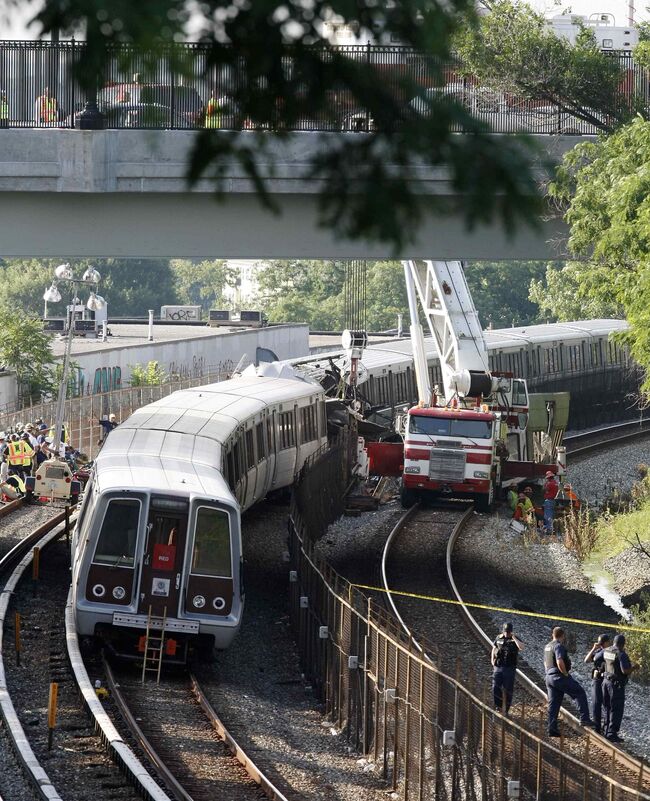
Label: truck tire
xmin=400 ymin=484 xmax=418 ymax=508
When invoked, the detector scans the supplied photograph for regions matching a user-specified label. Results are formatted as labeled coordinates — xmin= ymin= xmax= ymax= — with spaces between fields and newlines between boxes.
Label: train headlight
xmin=112 ymin=586 xmax=126 ymax=600
xmin=193 ymin=595 xmax=206 ymax=608
xmin=404 ymin=466 xmax=421 ymax=474
xmin=212 ymin=597 xmax=226 ymax=611
xmin=473 ymin=470 xmax=489 ymax=479
xmin=92 ymin=584 xmax=106 ymax=598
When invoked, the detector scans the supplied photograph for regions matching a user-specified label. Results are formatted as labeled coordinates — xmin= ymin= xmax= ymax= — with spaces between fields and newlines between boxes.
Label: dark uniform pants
xmin=591 ymin=678 xmax=604 ymax=731
xmin=545 ymin=672 xmax=590 ymax=733
xmin=492 ymin=666 xmax=516 ymax=713
xmin=602 ymin=679 xmax=625 ymax=739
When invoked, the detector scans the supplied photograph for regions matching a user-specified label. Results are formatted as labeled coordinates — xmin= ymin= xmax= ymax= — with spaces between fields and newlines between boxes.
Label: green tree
xmin=464 ymin=261 xmax=548 ymax=327
xmin=171 ymin=259 xmax=237 ymax=311
xmin=549 ymin=117 xmax=650 ymax=390
xmin=0 ymin=309 xmax=55 ymax=402
xmin=528 ymin=262 xmax=623 ymax=321
xmin=20 ymin=0 xmax=544 ymax=249
xmin=456 ymin=0 xmax=638 ymax=132
xmin=128 ymin=361 xmax=168 ymax=387
xmin=0 ymin=258 xmax=178 ymax=317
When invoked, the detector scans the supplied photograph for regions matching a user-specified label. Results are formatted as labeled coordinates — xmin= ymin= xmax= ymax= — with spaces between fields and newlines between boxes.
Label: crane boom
xmin=403 ymin=259 xmax=497 ymax=403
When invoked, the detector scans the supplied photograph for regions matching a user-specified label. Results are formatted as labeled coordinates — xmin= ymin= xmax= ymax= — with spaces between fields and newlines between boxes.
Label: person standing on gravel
xmin=584 ymin=633 xmax=611 ymax=734
xmin=491 ymin=622 xmax=523 ymax=714
xmin=543 ymin=471 xmax=559 ymax=535
xmin=602 ymin=634 xmax=639 ymax=742
xmin=544 ymin=626 xmax=594 ymax=736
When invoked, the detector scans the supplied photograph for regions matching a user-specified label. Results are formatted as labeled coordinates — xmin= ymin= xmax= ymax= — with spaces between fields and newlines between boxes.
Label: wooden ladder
xmin=141 ymin=604 xmax=167 ymax=685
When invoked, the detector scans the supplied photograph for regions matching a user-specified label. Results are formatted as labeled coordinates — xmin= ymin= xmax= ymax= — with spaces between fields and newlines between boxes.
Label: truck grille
xmin=428 ymin=449 xmax=466 ymax=482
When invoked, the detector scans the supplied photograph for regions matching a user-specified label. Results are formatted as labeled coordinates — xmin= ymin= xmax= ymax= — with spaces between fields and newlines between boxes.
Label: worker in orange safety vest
xmin=7 ymin=437 xmax=34 ymax=479
xmin=35 ymin=86 xmax=58 ymax=125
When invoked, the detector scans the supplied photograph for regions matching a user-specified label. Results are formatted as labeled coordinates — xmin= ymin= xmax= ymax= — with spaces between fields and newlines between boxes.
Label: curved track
xmin=382 ymin=503 xmax=650 ymax=798
xmin=102 ymin=660 xmax=288 ymax=801
xmin=0 ymin=507 xmax=74 ymax=801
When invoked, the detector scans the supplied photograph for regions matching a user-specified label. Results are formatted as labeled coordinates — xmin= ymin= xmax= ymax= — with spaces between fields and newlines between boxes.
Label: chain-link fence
xmin=289 ymin=449 xmax=650 ymax=801
xmin=0 ymin=367 xmax=231 ymax=460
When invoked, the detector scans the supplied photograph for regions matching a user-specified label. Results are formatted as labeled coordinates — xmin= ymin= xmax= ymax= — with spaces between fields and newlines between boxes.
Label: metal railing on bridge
xmin=0 ymin=40 xmax=646 ymax=134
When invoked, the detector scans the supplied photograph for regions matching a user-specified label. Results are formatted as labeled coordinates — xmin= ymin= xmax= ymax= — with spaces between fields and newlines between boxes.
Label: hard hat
xmin=545 ymin=471 xmax=555 ymax=478
xmin=109 ymin=413 xmax=116 ymax=421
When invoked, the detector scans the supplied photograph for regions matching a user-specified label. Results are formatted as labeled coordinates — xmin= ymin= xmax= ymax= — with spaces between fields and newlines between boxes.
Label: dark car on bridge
xmin=98 ymin=83 xmax=204 ymax=128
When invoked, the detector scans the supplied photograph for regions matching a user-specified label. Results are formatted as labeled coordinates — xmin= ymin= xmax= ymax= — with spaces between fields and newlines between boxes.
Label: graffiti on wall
xmin=168 ymin=355 xmax=205 ymax=380
xmin=92 ymin=366 xmax=122 ymax=394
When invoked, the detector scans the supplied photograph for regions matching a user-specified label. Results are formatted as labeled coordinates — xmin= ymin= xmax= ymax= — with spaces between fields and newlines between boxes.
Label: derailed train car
xmin=71 ymin=363 xmax=327 ymax=662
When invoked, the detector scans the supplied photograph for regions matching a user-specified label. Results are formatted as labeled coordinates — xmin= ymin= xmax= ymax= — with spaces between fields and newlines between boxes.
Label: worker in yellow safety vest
xmin=0 ymin=90 xmax=8 ymax=128
xmin=35 ymin=87 xmax=58 ymax=125
xmin=204 ymin=92 xmax=221 ymax=128
xmin=7 ymin=438 xmax=34 ymax=479
xmin=48 ymin=424 xmax=69 ymax=446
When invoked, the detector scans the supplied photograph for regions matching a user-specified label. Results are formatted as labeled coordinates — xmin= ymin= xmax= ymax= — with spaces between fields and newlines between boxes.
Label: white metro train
xmin=294 ymin=320 xmax=633 ymax=430
xmin=71 ymin=363 xmax=327 ymax=661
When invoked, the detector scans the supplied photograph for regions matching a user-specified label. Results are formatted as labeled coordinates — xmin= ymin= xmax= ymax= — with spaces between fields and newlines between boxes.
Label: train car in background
xmin=291 ymin=320 xmax=634 ymax=429
xmin=71 ymin=363 xmax=327 ymax=662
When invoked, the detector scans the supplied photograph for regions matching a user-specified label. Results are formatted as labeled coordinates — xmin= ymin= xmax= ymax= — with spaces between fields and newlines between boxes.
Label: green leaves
xmin=457 ymin=0 xmax=639 ymax=132
xmin=0 ymin=310 xmax=56 ymax=402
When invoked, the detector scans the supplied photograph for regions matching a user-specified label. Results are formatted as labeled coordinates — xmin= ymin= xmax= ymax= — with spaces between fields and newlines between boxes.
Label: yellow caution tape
xmin=350 ymin=583 xmax=650 ymax=635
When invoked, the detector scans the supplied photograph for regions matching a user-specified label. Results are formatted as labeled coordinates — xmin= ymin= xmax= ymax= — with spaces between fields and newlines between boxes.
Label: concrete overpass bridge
xmin=0 ymin=129 xmax=580 ymax=260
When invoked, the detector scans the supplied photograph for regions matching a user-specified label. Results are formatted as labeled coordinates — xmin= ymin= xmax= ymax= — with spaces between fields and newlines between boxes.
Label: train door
xmin=267 ymin=411 xmax=278 ymax=487
xmin=138 ymin=497 xmax=189 ymax=618
xmin=254 ymin=416 xmax=269 ymax=501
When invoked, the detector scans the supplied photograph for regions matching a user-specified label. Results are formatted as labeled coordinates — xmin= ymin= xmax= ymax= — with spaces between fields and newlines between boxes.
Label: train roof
xmin=93 ymin=371 xmax=323 ymax=498
xmin=290 ymin=319 xmax=628 ymax=370
xmin=483 ymin=319 xmax=629 ymax=348
xmin=93 ymin=426 xmax=233 ymax=499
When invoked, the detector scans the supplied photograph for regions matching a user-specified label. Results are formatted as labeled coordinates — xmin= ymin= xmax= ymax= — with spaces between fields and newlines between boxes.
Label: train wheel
xmin=400 ymin=484 xmax=418 ymax=509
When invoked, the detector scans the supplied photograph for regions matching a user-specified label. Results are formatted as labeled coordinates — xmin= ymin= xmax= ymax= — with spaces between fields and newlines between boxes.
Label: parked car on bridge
xmin=98 ymin=83 xmax=204 ymax=128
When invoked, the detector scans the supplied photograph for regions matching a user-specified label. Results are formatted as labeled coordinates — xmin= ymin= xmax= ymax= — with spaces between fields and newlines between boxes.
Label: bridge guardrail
xmin=0 ymin=41 xmax=645 ymax=134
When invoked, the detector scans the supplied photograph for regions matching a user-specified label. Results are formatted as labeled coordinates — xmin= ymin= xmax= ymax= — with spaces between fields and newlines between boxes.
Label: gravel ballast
xmin=454 ymin=514 xmax=650 ymax=762
xmin=197 ymin=500 xmax=393 ymax=801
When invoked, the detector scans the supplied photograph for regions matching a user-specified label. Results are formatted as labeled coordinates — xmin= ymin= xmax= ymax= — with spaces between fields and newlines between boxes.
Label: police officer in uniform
xmin=584 ymin=633 xmax=611 ymax=734
xmin=491 ymin=622 xmax=523 ymax=714
xmin=602 ymin=634 xmax=638 ymax=742
xmin=544 ymin=626 xmax=594 ymax=736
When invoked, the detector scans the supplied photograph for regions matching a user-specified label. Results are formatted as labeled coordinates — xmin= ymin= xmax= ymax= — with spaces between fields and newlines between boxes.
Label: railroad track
xmin=0 ymin=506 xmax=74 ymax=801
xmin=564 ymin=419 xmax=650 ymax=458
xmin=381 ymin=503 xmax=650 ymax=798
xmin=0 ymin=497 xmax=24 ymax=519
xmin=101 ymin=660 xmax=287 ymax=801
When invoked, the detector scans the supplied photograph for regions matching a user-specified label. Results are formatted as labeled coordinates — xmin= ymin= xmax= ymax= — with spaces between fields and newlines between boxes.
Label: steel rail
xmin=0 ymin=508 xmax=74 ymax=801
xmin=102 ymin=659 xmax=187 ymax=801
xmin=101 ymin=658 xmax=291 ymax=801
xmin=564 ymin=419 xmax=650 ymax=457
xmin=444 ymin=510 xmax=650 ymax=794
xmin=189 ymin=673 xmax=291 ymax=801
xmin=0 ymin=497 xmax=23 ymax=519
xmin=380 ymin=504 xmax=650 ymax=798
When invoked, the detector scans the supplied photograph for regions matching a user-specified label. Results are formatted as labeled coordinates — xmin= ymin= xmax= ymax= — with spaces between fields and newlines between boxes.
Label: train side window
xmin=233 ymin=440 xmax=242 ymax=484
xmin=256 ymin=422 xmax=266 ymax=462
xmin=93 ymin=498 xmax=140 ymax=567
xmin=225 ymin=448 xmax=235 ymax=491
xmin=267 ymin=417 xmax=274 ymax=453
xmin=279 ymin=411 xmax=295 ymax=449
xmin=191 ymin=507 xmax=232 ymax=578
xmin=245 ymin=428 xmax=254 ymax=469
xmin=301 ymin=405 xmax=317 ymax=443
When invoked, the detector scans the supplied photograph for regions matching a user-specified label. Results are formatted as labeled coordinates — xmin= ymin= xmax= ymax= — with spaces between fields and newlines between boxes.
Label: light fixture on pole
xmin=43 ymin=264 xmax=105 ymax=459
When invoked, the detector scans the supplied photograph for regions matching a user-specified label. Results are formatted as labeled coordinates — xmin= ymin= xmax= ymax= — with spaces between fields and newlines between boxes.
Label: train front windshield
xmin=191 ymin=507 xmax=232 ymax=578
xmin=409 ymin=416 xmax=492 ymax=439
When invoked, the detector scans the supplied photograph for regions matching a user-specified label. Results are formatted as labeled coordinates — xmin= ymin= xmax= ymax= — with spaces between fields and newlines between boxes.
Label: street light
xmin=42 ymin=264 xmax=105 ymax=458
